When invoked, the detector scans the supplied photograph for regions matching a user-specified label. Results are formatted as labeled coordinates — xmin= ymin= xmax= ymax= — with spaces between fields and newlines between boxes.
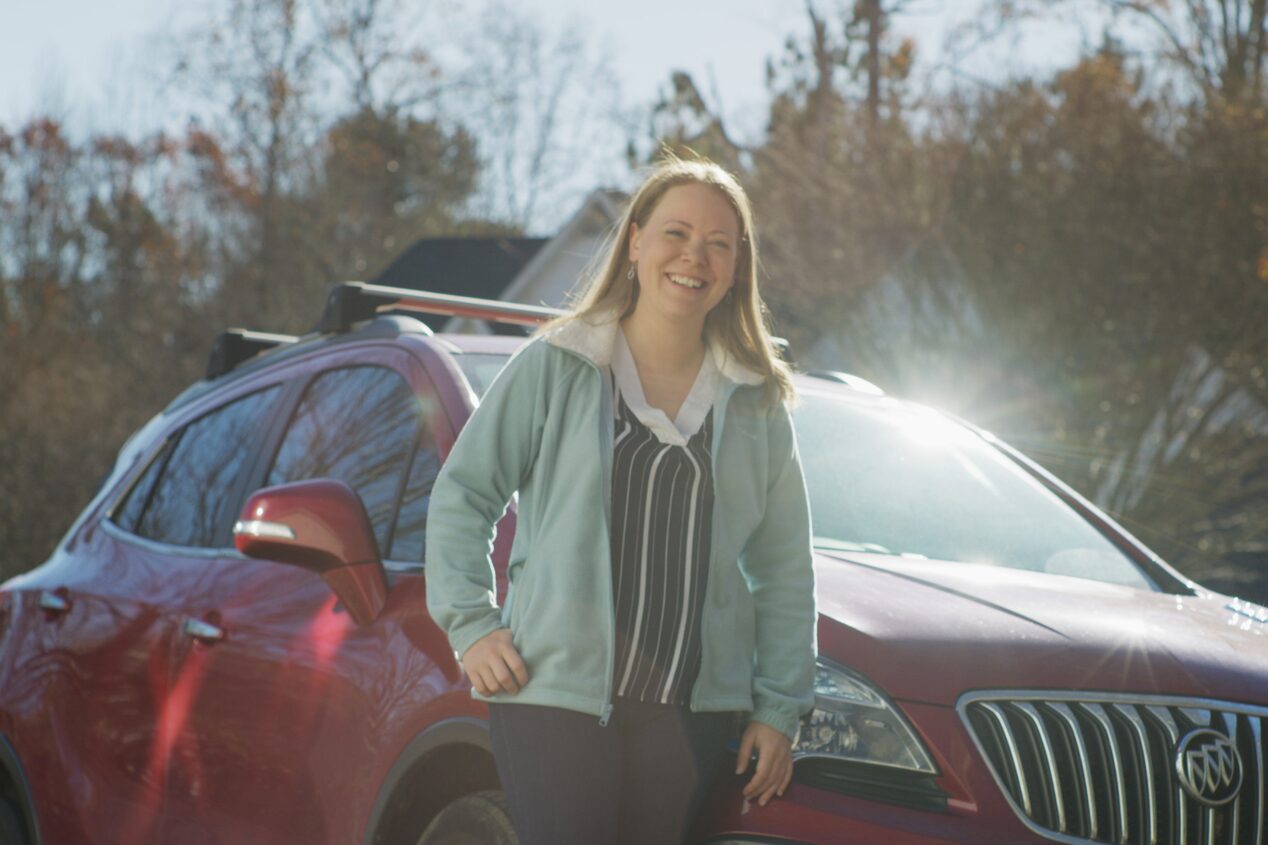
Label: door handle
xmin=183 ymin=616 xmax=226 ymax=644
xmin=39 ymin=588 xmax=71 ymax=615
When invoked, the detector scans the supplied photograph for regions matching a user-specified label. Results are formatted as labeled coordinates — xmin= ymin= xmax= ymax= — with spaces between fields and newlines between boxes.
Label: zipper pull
xmin=598 ymin=703 xmax=614 ymax=727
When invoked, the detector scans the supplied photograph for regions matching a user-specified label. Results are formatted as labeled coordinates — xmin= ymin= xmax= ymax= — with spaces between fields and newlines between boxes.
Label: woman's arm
xmin=734 ymin=399 xmax=817 ymax=804
xmin=424 ymin=340 xmax=549 ymax=659
xmin=741 ymin=400 xmax=818 ymax=739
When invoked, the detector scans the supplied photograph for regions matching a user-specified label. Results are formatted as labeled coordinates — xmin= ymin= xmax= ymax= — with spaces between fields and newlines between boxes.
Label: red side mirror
xmin=235 ymin=479 xmax=388 ymax=625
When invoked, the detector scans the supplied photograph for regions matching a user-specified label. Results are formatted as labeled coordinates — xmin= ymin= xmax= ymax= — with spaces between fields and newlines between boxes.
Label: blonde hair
xmin=539 ymin=154 xmax=796 ymax=406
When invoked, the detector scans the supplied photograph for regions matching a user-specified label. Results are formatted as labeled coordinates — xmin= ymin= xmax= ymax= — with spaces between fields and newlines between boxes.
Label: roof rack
xmin=317 ymin=281 xmax=565 ymax=334
xmin=207 ymin=329 xmax=300 ymax=380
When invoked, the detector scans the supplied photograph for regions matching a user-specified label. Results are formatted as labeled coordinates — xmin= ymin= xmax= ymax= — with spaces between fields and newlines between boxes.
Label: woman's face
xmin=627 ymin=182 xmax=740 ymax=329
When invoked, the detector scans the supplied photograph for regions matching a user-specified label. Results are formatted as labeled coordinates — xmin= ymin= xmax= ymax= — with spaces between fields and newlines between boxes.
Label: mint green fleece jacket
xmin=424 ymin=314 xmax=817 ymax=739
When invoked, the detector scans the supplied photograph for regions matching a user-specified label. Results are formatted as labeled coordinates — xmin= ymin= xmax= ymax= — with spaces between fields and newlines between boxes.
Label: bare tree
xmin=311 ymin=0 xmax=444 ymax=113
xmin=442 ymin=0 xmax=628 ymax=232
xmin=973 ymin=0 xmax=1267 ymax=102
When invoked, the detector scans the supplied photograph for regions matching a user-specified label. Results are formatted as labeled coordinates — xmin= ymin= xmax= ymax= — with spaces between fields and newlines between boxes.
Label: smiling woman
xmin=424 ymin=154 xmax=817 ymax=845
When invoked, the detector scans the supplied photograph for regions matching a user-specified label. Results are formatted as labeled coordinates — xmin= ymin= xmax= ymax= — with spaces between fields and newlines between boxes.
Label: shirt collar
xmin=611 ymin=325 xmax=718 ymax=445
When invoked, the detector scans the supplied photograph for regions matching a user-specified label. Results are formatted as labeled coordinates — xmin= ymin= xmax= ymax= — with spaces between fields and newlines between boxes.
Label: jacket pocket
xmin=507 ymin=565 xmax=537 ymax=649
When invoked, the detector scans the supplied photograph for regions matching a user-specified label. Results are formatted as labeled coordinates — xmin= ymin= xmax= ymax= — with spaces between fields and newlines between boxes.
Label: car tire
xmin=415 ymin=790 xmax=518 ymax=845
xmin=0 ymin=796 xmax=29 ymax=845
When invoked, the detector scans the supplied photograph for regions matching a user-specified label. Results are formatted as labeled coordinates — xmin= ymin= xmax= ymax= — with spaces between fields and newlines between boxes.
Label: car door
xmin=17 ymin=383 xmax=284 ymax=844
xmin=158 ymin=347 xmax=448 ymax=844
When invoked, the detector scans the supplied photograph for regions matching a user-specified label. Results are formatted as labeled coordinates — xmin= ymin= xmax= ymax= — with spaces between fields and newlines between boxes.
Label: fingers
xmin=503 ymin=645 xmax=529 ymax=688
xmin=462 ymin=629 xmax=530 ymax=696
xmin=743 ymin=746 xmax=775 ymax=801
xmin=735 ymin=731 xmax=755 ymax=775
xmin=758 ymin=757 xmax=789 ymax=805
xmin=490 ymin=658 xmax=520 ymax=694
xmin=746 ymin=752 xmax=791 ymax=806
xmin=777 ymin=757 xmax=793 ymax=798
xmin=470 ymin=665 xmax=496 ymax=697
xmin=739 ymin=722 xmax=794 ymax=807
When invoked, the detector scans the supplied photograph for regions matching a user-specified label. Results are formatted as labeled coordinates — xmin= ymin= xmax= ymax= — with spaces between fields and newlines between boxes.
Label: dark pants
xmin=487 ymin=700 xmax=734 ymax=845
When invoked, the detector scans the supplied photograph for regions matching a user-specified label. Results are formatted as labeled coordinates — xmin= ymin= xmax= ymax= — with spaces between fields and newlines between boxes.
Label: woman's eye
xmin=709 ymin=241 xmax=732 ymax=250
xmin=667 ymin=229 xmax=685 ymax=238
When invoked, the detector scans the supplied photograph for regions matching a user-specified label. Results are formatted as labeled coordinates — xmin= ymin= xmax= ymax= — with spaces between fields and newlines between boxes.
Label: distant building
xmin=375 ymin=189 xmax=626 ymax=335
xmin=371 ymin=236 xmax=548 ymax=334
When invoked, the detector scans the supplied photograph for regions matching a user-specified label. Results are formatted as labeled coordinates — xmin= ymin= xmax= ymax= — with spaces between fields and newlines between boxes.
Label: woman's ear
xmin=627 ymin=222 xmax=642 ymax=262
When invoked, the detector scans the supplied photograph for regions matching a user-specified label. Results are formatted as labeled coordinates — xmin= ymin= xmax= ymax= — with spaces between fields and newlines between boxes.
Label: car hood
xmin=812 ymin=551 xmax=1268 ymax=707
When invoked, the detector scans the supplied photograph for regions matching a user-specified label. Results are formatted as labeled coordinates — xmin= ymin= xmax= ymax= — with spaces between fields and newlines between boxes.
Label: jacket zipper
xmin=597 ymin=361 xmax=616 ymax=726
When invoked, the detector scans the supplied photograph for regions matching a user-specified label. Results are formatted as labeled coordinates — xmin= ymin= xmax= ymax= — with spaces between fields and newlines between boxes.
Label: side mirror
xmin=234 ymin=479 xmax=388 ymax=625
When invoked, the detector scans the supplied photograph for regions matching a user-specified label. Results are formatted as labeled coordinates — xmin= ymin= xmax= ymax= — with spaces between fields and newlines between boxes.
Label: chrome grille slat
xmin=1082 ymin=703 xmax=1130 ymax=844
xmin=1221 ymin=712 xmax=1239 ymax=845
xmin=1146 ymin=705 xmax=1187 ymax=840
xmin=1051 ymin=701 xmax=1100 ymax=840
xmin=959 ymin=692 xmax=1268 ymax=845
xmin=981 ymin=702 xmax=1033 ymax=816
xmin=1016 ymin=702 xmax=1068 ymax=833
xmin=1115 ymin=704 xmax=1158 ymax=845
xmin=1251 ymin=716 xmax=1263 ymax=845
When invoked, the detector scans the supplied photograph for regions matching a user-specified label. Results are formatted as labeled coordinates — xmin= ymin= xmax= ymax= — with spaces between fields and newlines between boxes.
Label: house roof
xmin=372 ymin=236 xmax=548 ymax=333
xmin=488 ymin=188 xmax=627 ymax=310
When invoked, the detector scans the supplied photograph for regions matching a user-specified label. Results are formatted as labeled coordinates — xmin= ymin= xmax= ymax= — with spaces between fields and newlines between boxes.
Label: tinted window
xmin=389 ymin=443 xmax=440 ymax=561
xmin=112 ymin=439 xmax=176 ymax=532
xmin=266 ymin=366 xmax=422 ymax=553
xmin=136 ymin=387 xmax=280 ymax=547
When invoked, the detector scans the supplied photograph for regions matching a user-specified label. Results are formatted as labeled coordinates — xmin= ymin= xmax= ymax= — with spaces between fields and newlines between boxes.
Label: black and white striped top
xmin=609 ymin=329 xmax=720 ymax=705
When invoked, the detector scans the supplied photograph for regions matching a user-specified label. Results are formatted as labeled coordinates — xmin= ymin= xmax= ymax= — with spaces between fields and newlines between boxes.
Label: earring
xmin=627 ymin=264 xmax=636 ymax=281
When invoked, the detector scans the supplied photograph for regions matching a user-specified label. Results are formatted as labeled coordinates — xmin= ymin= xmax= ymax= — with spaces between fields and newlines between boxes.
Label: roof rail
xmin=207 ymin=329 xmax=299 ymax=380
xmin=317 ymin=281 xmax=565 ymax=334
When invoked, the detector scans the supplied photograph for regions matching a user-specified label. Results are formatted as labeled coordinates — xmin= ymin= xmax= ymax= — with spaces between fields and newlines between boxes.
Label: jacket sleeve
xmin=425 ymin=340 xmax=548 ymax=658
xmin=742 ymin=399 xmax=818 ymax=741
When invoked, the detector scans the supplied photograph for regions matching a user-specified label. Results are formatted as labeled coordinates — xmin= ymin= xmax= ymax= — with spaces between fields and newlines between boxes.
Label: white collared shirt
xmin=610 ymin=327 xmax=722 ymax=447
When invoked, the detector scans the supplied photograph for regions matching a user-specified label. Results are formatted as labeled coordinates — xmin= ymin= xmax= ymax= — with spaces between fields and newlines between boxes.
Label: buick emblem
xmin=1174 ymin=729 xmax=1243 ymax=806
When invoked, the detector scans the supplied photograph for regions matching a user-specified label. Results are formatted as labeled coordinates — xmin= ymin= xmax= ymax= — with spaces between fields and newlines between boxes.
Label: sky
xmin=0 ymin=0 xmax=1088 ymax=233
xmin=0 ymin=0 xmax=1086 ymax=138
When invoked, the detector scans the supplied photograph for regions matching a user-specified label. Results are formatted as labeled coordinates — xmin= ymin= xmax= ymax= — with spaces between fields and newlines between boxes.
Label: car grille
xmin=959 ymin=692 xmax=1266 ymax=845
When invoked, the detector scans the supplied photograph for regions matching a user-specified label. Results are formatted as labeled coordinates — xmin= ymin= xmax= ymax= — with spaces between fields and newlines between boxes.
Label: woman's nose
xmin=684 ymin=238 xmax=707 ymax=264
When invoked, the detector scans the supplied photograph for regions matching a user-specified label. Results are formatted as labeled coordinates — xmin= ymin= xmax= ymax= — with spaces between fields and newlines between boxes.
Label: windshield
xmin=453 ymin=353 xmax=1152 ymax=590
xmin=796 ymin=390 xmax=1151 ymax=589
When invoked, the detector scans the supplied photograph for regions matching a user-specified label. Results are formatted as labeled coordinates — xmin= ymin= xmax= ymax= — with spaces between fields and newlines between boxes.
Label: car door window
xmin=265 ymin=366 xmax=423 ymax=553
xmin=388 ymin=440 xmax=440 ymax=562
xmin=111 ymin=438 xmax=176 ymax=532
xmin=135 ymin=387 xmax=281 ymax=547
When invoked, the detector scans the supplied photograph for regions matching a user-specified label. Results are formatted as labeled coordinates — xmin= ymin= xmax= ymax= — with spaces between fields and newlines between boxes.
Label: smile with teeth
xmin=667 ymin=274 xmax=706 ymax=290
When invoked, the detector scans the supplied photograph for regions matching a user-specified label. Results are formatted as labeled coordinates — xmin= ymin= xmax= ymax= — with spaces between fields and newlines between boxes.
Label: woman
xmin=425 ymin=155 xmax=817 ymax=845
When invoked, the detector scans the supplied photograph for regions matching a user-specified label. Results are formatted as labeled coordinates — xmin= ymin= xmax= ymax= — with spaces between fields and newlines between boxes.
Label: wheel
xmin=415 ymin=790 xmax=518 ymax=845
xmin=0 ymin=796 xmax=30 ymax=845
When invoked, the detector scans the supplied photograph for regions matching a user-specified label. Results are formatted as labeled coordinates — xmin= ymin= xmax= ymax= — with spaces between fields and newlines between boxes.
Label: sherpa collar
xmin=543 ymin=310 xmax=765 ymax=386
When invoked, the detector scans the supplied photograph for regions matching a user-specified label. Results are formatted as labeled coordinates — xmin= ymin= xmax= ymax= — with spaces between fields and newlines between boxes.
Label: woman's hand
xmin=735 ymin=720 xmax=794 ymax=806
xmin=461 ymin=628 xmax=529 ymax=695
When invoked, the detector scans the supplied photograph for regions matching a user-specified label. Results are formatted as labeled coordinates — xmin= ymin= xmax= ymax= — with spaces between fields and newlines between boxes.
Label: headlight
xmin=793 ymin=659 xmax=937 ymax=774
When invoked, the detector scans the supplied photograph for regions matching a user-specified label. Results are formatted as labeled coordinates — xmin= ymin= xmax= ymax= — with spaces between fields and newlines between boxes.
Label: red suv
xmin=2 ymin=283 xmax=1266 ymax=845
